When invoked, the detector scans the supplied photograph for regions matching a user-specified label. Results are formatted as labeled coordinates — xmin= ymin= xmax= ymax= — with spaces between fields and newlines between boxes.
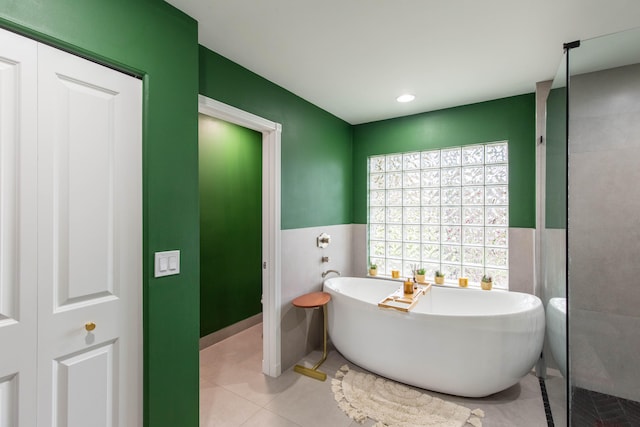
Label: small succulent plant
xmin=416 ymin=268 xmax=426 ymax=275
xmin=435 ymin=270 xmax=445 ymax=278
xmin=370 ymin=263 xmax=377 ymax=270
xmin=482 ymin=274 xmax=492 ymax=282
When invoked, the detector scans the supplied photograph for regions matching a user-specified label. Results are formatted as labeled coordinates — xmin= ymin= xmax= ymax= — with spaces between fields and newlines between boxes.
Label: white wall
xmin=280 ymin=224 xmax=354 ymax=370
xmin=536 ymin=78 xmax=565 ymax=374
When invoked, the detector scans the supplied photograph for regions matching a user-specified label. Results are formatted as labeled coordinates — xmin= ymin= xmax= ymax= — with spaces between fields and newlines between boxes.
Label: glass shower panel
xmin=543 ymin=50 xmax=568 ymax=427
xmin=567 ymin=27 xmax=640 ymax=426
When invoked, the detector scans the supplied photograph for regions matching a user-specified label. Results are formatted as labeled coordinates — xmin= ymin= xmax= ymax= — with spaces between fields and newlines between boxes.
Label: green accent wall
xmin=545 ymin=87 xmax=567 ymax=229
xmin=352 ymin=94 xmax=536 ymax=228
xmin=199 ymin=115 xmax=262 ymax=336
xmin=0 ymin=3 xmax=200 ymax=426
xmin=199 ymin=46 xmax=353 ymax=229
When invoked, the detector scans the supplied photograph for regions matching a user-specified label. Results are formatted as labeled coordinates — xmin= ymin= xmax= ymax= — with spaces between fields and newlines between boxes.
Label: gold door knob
xmin=85 ymin=322 xmax=96 ymax=332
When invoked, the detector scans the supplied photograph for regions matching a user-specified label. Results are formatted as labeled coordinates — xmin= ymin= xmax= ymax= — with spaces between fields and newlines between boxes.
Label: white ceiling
xmin=166 ymin=0 xmax=640 ymax=125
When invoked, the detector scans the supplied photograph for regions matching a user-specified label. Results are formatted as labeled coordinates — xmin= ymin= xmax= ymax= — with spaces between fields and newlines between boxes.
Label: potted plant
xmin=369 ymin=263 xmax=378 ymax=277
xmin=481 ymin=274 xmax=493 ymax=290
xmin=434 ymin=270 xmax=445 ymax=285
xmin=414 ymin=267 xmax=426 ymax=283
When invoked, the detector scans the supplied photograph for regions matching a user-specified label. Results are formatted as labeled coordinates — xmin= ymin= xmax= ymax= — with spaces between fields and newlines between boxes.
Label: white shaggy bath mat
xmin=332 ymin=365 xmax=484 ymax=427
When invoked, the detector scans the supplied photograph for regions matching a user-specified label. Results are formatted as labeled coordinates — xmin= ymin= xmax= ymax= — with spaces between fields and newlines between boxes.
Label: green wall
xmin=199 ymin=115 xmax=262 ymax=336
xmin=352 ymin=94 xmax=536 ymax=228
xmin=545 ymin=87 xmax=567 ymax=229
xmin=199 ymin=46 xmax=353 ymax=229
xmin=0 ymin=2 xmax=200 ymax=426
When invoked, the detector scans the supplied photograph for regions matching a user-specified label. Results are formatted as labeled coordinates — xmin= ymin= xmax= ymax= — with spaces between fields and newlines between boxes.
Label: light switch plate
xmin=155 ymin=250 xmax=180 ymax=278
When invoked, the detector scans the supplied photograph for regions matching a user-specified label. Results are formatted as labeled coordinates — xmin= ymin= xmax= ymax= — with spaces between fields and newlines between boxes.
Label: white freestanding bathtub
xmin=323 ymin=277 xmax=545 ymax=397
xmin=546 ymin=297 xmax=567 ymax=378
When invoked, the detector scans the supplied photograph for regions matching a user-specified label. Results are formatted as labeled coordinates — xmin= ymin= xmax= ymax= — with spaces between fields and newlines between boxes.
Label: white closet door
xmin=0 ymin=28 xmax=38 ymax=427
xmin=36 ymin=44 xmax=142 ymax=427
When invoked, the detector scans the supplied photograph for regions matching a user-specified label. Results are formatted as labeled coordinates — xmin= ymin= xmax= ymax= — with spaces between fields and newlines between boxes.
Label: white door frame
xmin=198 ymin=95 xmax=282 ymax=377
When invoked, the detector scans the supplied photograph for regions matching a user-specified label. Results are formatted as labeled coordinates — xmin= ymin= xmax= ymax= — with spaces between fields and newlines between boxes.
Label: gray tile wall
xmin=569 ymin=63 xmax=640 ymax=402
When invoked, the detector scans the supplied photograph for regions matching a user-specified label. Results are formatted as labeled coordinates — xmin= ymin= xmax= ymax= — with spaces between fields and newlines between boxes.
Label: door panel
xmin=54 ymin=341 xmax=117 ymax=427
xmin=37 ymin=43 xmax=142 ymax=427
xmin=51 ymin=74 xmax=118 ymax=310
xmin=0 ymin=375 xmax=18 ymax=426
xmin=0 ymin=28 xmax=38 ymax=427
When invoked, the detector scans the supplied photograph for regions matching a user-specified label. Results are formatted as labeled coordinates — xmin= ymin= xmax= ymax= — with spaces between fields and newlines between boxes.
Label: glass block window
xmin=367 ymin=142 xmax=509 ymax=289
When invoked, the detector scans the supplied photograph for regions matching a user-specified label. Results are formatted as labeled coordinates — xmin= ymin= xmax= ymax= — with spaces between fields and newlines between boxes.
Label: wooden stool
xmin=292 ymin=291 xmax=331 ymax=381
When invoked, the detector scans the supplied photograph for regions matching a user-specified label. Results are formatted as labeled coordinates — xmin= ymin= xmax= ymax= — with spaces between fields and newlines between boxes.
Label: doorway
xmin=198 ymin=96 xmax=282 ymax=377
xmin=199 ymin=114 xmax=262 ymax=340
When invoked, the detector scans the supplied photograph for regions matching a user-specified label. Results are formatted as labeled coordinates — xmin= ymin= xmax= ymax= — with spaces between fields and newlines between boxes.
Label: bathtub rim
xmin=323 ymin=276 xmax=543 ymax=320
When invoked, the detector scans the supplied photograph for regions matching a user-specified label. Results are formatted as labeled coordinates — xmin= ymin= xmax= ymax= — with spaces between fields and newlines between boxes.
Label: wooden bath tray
xmin=378 ymin=283 xmax=431 ymax=312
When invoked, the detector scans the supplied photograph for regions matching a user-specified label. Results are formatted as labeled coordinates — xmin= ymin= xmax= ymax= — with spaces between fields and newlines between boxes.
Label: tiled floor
xmin=544 ymin=370 xmax=567 ymax=427
xmin=200 ymin=323 xmax=549 ymax=426
xmin=570 ymin=387 xmax=640 ymax=427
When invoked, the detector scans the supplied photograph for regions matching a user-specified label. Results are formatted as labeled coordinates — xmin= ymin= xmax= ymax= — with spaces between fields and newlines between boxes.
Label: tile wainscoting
xmin=281 ymin=224 xmax=354 ymax=370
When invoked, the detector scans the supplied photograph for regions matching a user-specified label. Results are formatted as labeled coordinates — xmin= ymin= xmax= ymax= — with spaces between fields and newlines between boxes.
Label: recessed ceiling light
xmin=396 ymin=94 xmax=415 ymax=103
